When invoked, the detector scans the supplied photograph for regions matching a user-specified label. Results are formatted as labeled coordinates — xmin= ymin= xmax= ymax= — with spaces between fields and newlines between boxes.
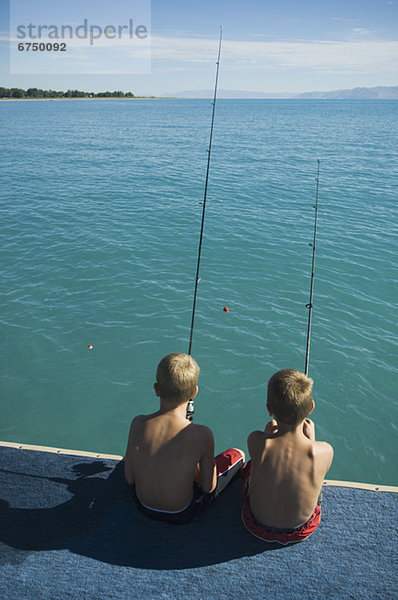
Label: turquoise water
xmin=1 ymin=98 xmax=397 ymax=485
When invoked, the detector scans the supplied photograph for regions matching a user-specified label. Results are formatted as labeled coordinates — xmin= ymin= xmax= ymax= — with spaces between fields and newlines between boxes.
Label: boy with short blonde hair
xmin=155 ymin=353 xmax=199 ymax=404
xmin=242 ymin=369 xmax=333 ymax=544
xmin=125 ymin=353 xmax=245 ymax=524
xmin=267 ymin=369 xmax=314 ymax=426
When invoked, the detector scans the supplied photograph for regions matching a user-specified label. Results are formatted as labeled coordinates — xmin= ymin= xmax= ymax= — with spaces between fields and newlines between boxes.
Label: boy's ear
xmin=308 ymin=400 xmax=315 ymax=415
xmin=191 ymin=386 xmax=198 ymax=400
xmin=154 ymin=383 xmax=160 ymax=397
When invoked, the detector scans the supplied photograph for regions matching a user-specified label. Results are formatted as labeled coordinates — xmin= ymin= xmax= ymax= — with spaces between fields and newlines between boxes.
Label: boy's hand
xmin=265 ymin=419 xmax=278 ymax=435
xmin=303 ymin=418 xmax=315 ymax=440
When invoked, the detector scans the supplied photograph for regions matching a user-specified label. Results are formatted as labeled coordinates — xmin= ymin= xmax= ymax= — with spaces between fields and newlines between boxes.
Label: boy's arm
xmin=264 ymin=419 xmax=278 ymax=436
xmin=124 ymin=420 xmax=135 ymax=485
xmin=303 ymin=418 xmax=315 ymax=440
xmin=247 ymin=430 xmax=264 ymax=459
xmin=195 ymin=426 xmax=217 ymax=494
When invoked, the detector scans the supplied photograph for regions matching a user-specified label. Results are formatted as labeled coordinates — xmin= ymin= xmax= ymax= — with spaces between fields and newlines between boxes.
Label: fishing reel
xmin=186 ymin=399 xmax=195 ymax=421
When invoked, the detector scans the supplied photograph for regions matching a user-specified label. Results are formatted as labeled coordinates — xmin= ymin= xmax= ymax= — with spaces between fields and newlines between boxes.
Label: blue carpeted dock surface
xmin=0 ymin=445 xmax=397 ymax=600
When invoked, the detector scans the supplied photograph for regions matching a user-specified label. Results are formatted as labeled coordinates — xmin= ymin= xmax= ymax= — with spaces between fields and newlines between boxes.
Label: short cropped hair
xmin=156 ymin=353 xmax=200 ymax=405
xmin=267 ymin=369 xmax=313 ymax=427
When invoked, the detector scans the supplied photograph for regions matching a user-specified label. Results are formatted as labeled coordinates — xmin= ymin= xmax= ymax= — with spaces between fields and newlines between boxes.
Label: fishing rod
xmin=304 ymin=159 xmax=321 ymax=376
xmin=186 ymin=26 xmax=223 ymax=421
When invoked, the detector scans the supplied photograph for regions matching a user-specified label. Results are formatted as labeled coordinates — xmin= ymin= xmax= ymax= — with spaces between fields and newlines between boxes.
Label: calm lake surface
xmin=1 ymin=98 xmax=397 ymax=485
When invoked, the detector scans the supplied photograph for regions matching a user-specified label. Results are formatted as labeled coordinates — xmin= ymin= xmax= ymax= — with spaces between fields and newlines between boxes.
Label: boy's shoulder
xmin=314 ymin=439 xmax=333 ymax=451
xmin=129 ymin=413 xmax=148 ymax=428
xmin=312 ymin=439 xmax=334 ymax=466
xmin=186 ymin=422 xmax=214 ymax=441
xmin=128 ymin=413 xmax=156 ymax=437
xmin=247 ymin=428 xmax=270 ymax=456
xmin=131 ymin=413 xmax=145 ymax=422
xmin=175 ymin=422 xmax=215 ymax=454
xmin=248 ymin=420 xmax=279 ymax=446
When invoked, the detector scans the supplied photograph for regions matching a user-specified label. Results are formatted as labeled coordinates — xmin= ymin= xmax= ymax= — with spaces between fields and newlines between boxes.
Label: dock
xmin=1 ymin=442 xmax=397 ymax=599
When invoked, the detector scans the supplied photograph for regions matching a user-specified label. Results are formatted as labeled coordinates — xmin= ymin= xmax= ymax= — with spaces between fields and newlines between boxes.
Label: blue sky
xmin=1 ymin=0 xmax=397 ymax=94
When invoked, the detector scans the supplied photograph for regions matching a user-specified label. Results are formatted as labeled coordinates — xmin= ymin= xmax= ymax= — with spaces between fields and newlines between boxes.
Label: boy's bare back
xmin=248 ymin=417 xmax=333 ymax=529
xmin=125 ymin=407 xmax=216 ymax=511
xmin=125 ymin=354 xmax=246 ymax=521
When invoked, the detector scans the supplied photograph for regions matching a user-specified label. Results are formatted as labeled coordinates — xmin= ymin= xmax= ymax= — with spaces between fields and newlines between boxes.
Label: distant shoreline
xmin=2 ymin=84 xmax=397 ymax=101
xmin=0 ymin=96 xmax=169 ymax=101
xmin=2 ymin=95 xmax=398 ymax=102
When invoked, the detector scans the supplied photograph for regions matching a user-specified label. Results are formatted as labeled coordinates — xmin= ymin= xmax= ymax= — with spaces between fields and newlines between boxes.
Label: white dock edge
xmin=0 ymin=440 xmax=123 ymax=461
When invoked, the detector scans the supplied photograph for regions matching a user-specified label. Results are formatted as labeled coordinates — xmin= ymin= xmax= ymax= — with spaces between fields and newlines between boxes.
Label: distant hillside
xmin=168 ymin=90 xmax=294 ymax=99
xmin=295 ymin=86 xmax=398 ymax=99
xmin=168 ymin=86 xmax=398 ymax=99
xmin=166 ymin=89 xmax=295 ymax=100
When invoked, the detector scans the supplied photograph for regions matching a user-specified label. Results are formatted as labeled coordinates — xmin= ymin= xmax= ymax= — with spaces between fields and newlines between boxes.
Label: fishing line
xmin=304 ymin=159 xmax=321 ymax=376
xmin=186 ymin=26 xmax=223 ymax=421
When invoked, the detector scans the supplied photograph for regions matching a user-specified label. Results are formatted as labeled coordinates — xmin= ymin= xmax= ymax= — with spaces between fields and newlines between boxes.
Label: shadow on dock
xmin=0 ymin=450 xmax=275 ymax=570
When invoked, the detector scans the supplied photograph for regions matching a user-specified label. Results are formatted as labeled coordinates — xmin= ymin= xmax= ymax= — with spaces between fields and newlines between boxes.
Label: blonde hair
xmin=267 ymin=369 xmax=313 ymax=427
xmin=156 ymin=353 xmax=200 ymax=405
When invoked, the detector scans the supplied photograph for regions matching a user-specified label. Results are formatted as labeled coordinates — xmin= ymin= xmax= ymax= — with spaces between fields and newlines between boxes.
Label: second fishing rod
xmin=304 ymin=159 xmax=321 ymax=376
xmin=186 ymin=26 xmax=223 ymax=421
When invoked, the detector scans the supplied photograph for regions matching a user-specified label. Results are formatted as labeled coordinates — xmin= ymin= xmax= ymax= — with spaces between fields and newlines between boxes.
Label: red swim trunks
xmin=241 ymin=496 xmax=321 ymax=544
xmin=241 ymin=461 xmax=321 ymax=544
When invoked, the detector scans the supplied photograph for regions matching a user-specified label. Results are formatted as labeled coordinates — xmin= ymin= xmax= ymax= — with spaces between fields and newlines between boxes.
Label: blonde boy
xmin=125 ymin=353 xmax=245 ymax=524
xmin=242 ymin=369 xmax=333 ymax=543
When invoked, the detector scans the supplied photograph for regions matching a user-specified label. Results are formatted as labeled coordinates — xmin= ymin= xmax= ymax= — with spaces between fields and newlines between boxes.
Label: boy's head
xmin=267 ymin=369 xmax=314 ymax=427
xmin=155 ymin=353 xmax=200 ymax=405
